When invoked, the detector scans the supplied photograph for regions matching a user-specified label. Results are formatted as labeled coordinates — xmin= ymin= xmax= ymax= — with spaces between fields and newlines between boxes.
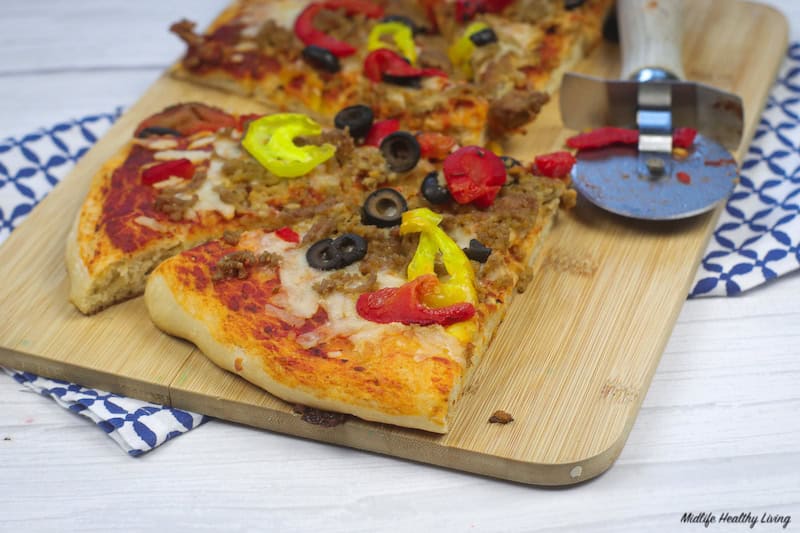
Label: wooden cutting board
xmin=0 ymin=0 xmax=787 ymax=485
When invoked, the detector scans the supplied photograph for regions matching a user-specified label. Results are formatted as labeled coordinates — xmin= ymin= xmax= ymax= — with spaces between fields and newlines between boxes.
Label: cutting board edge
xmin=732 ymin=1 xmax=789 ymax=160
xmin=169 ymin=384 xmax=628 ymax=486
xmin=742 ymin=0 xmax=790 ymax=40
xmin=0 ymin=336 xmax=627 ymax=486
xmin=0 ymin=346 xmax=172 ymax=406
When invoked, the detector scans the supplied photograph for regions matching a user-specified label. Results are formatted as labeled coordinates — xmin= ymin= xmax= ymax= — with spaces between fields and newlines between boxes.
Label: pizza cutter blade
xmin=572 ymin=133 xmax=737 ymax=220
xmin=559 ymin=0 xmax=744 ymax=220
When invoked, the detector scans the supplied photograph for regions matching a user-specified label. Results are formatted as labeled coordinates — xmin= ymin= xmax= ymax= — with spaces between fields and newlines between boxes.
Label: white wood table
xmin=1 ymin=2 xmax=798 ymax=531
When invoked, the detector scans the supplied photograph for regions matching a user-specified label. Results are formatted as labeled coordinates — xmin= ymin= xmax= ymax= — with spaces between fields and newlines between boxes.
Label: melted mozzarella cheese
xmin=137 ymin=138 xmax=178 ymax=151
xmin=133 ymin=216 xmax=168 ymax=233
xmin=446 ymin=226 xmax=474 ymax=250
xmin=233 ymin=41 xmax=258 ymax=52
xmin=152 ymin=176 xmax=188 ymax=190
xmin=190 ymin=159 xmax=236 ymax=219
xmin=274 ymin=245 xmax=329 ymax=319
xmin=251 ymin=232 xmax=467 ymax=366
xmin=494 ymin=18 xmax=542 ymax=57
xmin=154 ymin=149 xmax=210 ymax=163
xmin=308 ymin=171 xmax=340 ymax=190
xmin=323 ymin=291 xmax=383 ymax=344
xmin=188 ymin=136 xmax=215 ymax=149
xmin=214 ymin=137 xmax=243 ymax=160
xmin=376 ymin=271 xmax=406 ymax=288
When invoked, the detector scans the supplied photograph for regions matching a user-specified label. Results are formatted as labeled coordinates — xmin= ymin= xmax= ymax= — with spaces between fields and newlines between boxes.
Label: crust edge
xmin=144 ymin=271 xmax=450 ymax=433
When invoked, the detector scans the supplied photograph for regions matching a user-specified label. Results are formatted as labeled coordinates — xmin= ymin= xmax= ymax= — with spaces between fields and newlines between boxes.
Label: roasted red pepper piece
xmin=417 ymin=132 xmax=457 ymax=160
xmin=275 ymin=226 xmax=300 ymax=243
xmin=443 ymin=146 xmax=507 ymax=208
xmin=356 ymin=274 xmax=475 ymax=326
xmin=237 ymin=113 xmax=264 ymax=131
xmin=566 ymin=126 xmax=699 ymax=150
xmin=565 ymin=127 xmax=638 ymax=149
xmin=294 ymin=0 xmax=384 ymax=58
xmin=455 ymin=0 xmax=514 ymax=22
xmin=135 ymin=103 xmax=237 ymax=137
xmin=363 ymin=49 xmax=448 ymax=83
xmin=533 ymin=151 xmax=576 ymax=178
xmin=141 ymin=158 xmax=195 ymax=185
xmin=364 ymin=119 xmax=400 ymax=147
xmin=672 ymin=127 xmax=697 ymax=148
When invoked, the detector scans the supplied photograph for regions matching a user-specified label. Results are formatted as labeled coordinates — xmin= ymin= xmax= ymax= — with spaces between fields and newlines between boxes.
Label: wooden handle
xmin=618 ymin=0 xmax=685 ymax=81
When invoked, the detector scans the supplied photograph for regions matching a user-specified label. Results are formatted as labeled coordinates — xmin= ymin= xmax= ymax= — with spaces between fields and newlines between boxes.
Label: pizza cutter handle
xmin=618 ymin=0 xmax=685 ymax=81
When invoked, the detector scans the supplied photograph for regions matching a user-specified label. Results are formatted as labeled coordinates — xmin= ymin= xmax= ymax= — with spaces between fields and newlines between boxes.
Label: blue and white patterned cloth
xmin=2 ymin=369 xmax=206 ymax=456
xmin=0 ymin=111 xmax=121 ymax=243
xmin=689 ymin=43 xmax=800 ymax=296
xmin=2 ymin=44 xmax=800 ymax=454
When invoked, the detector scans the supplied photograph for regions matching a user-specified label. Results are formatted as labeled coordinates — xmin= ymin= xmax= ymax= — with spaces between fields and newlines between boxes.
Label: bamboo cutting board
xmin=0 ymin=0 xmax=787 ymax=485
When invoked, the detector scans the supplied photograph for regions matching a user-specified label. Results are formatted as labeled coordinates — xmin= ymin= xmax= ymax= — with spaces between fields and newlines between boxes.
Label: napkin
xmin=2 ymin=44 xmax=799 ymax=454
xmin=2 ymin=368 xmax=206 ymax=456
xmin=690 ymin=43 xmax=800 ymax=296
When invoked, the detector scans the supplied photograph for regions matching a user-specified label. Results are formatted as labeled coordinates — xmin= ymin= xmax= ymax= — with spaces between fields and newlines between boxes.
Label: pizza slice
xmin=67 ymin=101 xmax=432 ymax=314
xmin=425 ymin=0 xmax=613 ymax=134
xmin=167 ymin=0 xmax=612 ymax=145
xmin=144 ymin=144 xmax=571 ymax=432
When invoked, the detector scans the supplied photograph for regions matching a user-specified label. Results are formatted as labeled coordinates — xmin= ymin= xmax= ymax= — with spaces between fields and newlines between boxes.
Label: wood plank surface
xmin=0 ymin=0 xmax=788 ymax=485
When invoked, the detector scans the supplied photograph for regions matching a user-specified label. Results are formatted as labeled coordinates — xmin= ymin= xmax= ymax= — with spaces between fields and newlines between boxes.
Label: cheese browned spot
xmin=293 ymin=404 xmax=348 ymax=427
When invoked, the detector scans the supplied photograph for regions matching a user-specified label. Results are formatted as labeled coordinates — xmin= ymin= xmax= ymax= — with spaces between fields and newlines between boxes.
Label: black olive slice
xmin=302 ymin=45 xmax=341 ymax=73
xmin=306 ymin=238 xmax=343 ymax=270
xmin=500 ymin=155 xmax=522 ymax=170
xmin=380 ymin=131 xmax=421 ymax=172
xmin=463 ymin=239 xmax=492 ymax=263
xmin=332 ymin=234 xmax=367 ymax=267
xmin=564 ymin=0 xmax=586 ymax=9
xmin=334 ymin=105 xmax=374 ymax=139
xmin=469 ymin=28 xmax=498 ymax=47
xmin=362 ymin=188 xmax=408 ymax=227
xmin=420 ymin=171 xmax=452 ymax=204
xmin=381 ymin=73 xmax=422 ymax=88
xmin=382 ymin=14 xmax=423 ymax=34
xmin=136 ymin=126 xmax=182 ymax=138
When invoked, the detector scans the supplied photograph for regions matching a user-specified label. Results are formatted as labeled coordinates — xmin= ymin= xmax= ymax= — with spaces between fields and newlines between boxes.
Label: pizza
xmin=65 ymin=0 xmax=609 ymax=432
xmin=169 ymin=0 xmax=613 ymax=145
xmin=144 ymin=147 xmax=569 ymax=432
xmin=68 ymin=101 xmax=423 ymax=314
xmin=68 ymin=99 xmax=573 ymax=432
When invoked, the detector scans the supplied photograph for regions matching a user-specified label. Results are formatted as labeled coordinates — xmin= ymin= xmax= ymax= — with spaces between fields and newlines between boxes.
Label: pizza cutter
xmin=559 ymin=0 xmax=744 ymax=220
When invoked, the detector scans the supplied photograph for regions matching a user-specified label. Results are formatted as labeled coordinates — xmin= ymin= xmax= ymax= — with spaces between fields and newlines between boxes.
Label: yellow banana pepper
xmin=400 ymin=207 xmax=478 ymax=341
xmin=367 ymin=21 xmax=417 ymax=65
xmin=447 ymin=21 xmax=490 ymax=79
xmin=242 ymin=114 xmax=335 ymax=178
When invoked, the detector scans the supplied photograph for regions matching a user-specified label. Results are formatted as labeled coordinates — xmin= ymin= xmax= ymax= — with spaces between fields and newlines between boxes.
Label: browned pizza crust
xmin=66 ymin=134 xmax=263 ymax=315
xmin=146 ymin=273 xmax=463 ymax=432
xmin=66 ymin=145 xmax=212 ymax=314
